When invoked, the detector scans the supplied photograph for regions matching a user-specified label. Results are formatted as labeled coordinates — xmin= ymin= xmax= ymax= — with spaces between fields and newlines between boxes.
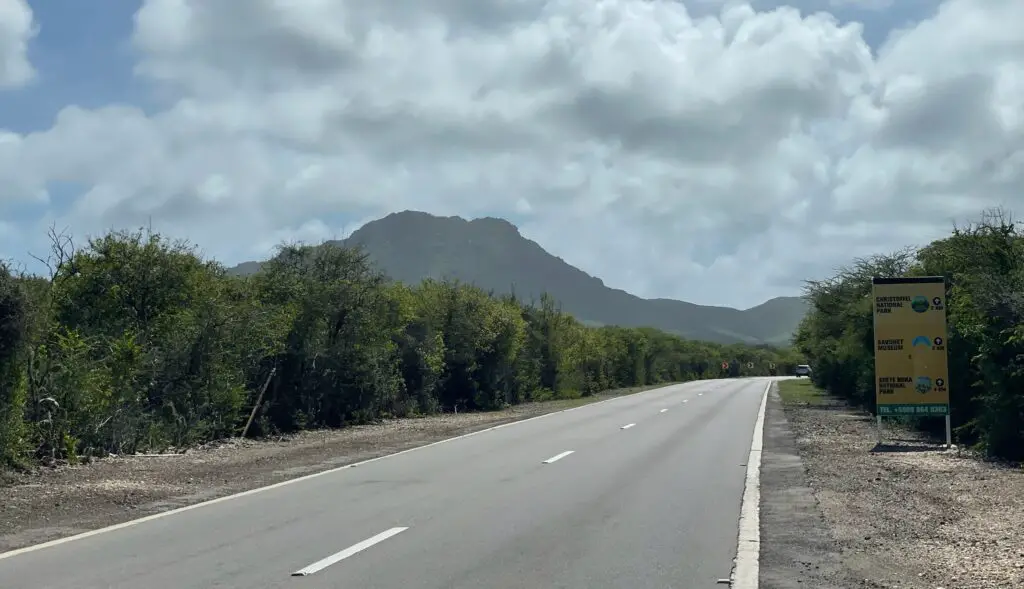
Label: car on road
xmin=795 ymin=364 xmax=812 ymax=377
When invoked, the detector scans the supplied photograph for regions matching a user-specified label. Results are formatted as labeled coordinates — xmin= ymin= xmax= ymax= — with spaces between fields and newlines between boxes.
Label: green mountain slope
xmin=229 ymin=211 xmax=808 ymax=344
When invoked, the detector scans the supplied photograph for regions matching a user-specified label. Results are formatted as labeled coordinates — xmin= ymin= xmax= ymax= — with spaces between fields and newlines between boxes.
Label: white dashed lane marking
xmin=543 ymin=451 xmax=574 ymax=464
xmin=292 ymin=527 xmax=409 ymax=576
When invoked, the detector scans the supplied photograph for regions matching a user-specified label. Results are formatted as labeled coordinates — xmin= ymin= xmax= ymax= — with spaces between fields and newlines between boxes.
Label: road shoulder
xmin=759 ymin=384 xmax=857 ymax=588
xmin=766 ymin=379 xmax=1024 ymax=589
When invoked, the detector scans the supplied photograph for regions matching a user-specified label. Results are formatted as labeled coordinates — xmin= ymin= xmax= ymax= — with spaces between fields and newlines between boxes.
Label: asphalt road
xmin=0 ymin=377 xmax=770 ymax=589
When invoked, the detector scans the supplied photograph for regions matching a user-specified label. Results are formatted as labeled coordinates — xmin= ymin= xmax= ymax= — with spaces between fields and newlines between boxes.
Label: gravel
xmin=780 ymin=392 xmax=1024 ymax=589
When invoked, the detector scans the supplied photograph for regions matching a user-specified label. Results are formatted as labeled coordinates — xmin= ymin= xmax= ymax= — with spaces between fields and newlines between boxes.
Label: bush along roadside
xmin=0 ymin=228 xmax=804 ymax=467
xmin=795 ymin=209 xmax=1024 ymax=462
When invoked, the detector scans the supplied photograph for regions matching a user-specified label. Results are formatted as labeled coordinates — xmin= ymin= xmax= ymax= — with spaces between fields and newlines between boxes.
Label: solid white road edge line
xmin=731 ymin=379 xmax=770 ymax=589
xmin=0 ymin=378 xmax=730 ymax=561
xmin=543 ymin=450 xmax=574 ymax=464
xmin=620 ymin=423 xmax=636 ymax=429
xmin=291 ymin=527 xmax=408 ymax=576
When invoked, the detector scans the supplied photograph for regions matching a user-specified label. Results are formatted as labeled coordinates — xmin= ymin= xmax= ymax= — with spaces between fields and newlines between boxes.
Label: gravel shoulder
xmin=0 ymin=385 xmax=659 ymax=554
xmin=763 ymin=379 xmax=1024 ymax=589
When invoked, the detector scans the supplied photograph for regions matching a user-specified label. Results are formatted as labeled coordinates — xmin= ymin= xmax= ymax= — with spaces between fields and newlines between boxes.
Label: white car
xmin=794 ymin=364 xmax=812 ymax=377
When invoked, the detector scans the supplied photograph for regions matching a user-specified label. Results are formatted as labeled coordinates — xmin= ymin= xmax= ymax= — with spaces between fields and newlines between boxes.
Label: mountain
xmin=228 ymin=211 xmax=808 ymax=345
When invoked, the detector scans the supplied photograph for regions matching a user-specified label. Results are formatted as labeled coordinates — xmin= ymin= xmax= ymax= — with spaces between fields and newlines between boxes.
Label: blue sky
xmin=1 ymin=0 xmax=144 ymax=265
xmin=2 ymin=1 xmax=145 ymax=131
xmin=0 ymin=0 xmax=1018 ymax=307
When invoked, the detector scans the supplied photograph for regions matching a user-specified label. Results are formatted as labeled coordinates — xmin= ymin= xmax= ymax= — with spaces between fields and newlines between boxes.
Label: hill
xmin=228 ymin=211 xmax=807 ymax=344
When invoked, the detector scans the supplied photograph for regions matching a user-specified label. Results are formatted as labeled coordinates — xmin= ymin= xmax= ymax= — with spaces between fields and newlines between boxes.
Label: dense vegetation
xmin=0 ymin=228 xmax=802 ymax=467
xmin=795 ymin=210 xmax=1024 ymax=461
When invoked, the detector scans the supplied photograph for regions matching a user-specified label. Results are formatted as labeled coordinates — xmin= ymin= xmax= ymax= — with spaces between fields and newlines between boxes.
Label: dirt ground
xmin=0 ymin=387 xmax=653 ymax=553
xmin=777 ymin=380 xmax=1024 ymax=589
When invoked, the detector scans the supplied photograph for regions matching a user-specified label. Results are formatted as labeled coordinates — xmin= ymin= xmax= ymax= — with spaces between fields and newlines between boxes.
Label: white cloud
xmin=0 ymin=0 xmax=1022 ymax=308
xmin=0 ymin=0 xmax=35 ymax=88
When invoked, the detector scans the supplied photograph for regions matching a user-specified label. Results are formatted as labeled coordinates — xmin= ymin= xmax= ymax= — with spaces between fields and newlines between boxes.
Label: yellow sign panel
xmin=871 ymin=277 xmax=949 ymax=416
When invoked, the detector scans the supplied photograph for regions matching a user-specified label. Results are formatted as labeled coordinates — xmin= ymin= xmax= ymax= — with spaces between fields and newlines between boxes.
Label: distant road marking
xmin=620 ymin=423 xmax=636 ymax=430
xmin=731 ymin=380 xmax=771 ymax=588
xmin=660 ymin=409 xmax=668 ymax=413
xmin=543 ymin=450 xmax=574 ymax=464
xmin=698 ymin=393 xmax=704 ymax=396
xmin=683 ymin=399 xmax=689 ymax=403
xmin=292 ymin=527 xmax=408 ymax=576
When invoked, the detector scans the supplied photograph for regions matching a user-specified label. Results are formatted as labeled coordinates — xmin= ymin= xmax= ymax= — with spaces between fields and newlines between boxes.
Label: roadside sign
xmin=871 ymin=276 xmax=949 ymax=418
xmin=746 ymin=362 xmax=754 ymax=369
xmin=721 ymin=362 xmax=729 ymax=370
xmin=768 ymin=362 xmax=776 ymax=369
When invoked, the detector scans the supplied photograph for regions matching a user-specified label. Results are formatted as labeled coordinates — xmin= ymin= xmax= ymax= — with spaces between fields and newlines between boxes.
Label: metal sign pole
xmin=872 ymin=284 xmax=885 ymax=447
xmin=945 ymin=414 xmax=952 ymax=449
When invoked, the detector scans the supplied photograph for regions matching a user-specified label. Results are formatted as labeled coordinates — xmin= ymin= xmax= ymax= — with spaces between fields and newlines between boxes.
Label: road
xmin=0 ymin=377 xmax=770 ymax=589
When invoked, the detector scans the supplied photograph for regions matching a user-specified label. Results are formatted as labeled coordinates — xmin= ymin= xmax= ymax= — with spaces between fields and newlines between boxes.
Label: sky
xmin=0 ymin=0 xmax=1021 ymax=309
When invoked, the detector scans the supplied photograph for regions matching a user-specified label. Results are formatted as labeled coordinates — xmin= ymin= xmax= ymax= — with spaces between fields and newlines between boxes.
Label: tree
xmin=796 ymin=211 xmax=1024 ymax=460
xmin=1 ymin=228 xmax=803 ymax=466
xmin=0 ymin=263 xmax=28 ymax=466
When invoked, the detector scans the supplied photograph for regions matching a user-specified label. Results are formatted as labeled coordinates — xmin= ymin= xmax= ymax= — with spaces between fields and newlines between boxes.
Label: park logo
xmin=915 ymin=376 xmax=933 ymax=394
xmin=911 ymin=296 xmax=930 ymax=313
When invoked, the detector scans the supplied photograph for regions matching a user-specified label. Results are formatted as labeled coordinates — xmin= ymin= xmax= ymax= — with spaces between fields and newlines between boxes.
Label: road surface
xmin=0 ymin=378 xmax=770 ymax=589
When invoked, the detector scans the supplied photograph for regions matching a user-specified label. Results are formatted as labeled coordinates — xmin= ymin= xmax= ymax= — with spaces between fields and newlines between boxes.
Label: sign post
xmin=871 ymin=276 xmax=951 ymax=447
